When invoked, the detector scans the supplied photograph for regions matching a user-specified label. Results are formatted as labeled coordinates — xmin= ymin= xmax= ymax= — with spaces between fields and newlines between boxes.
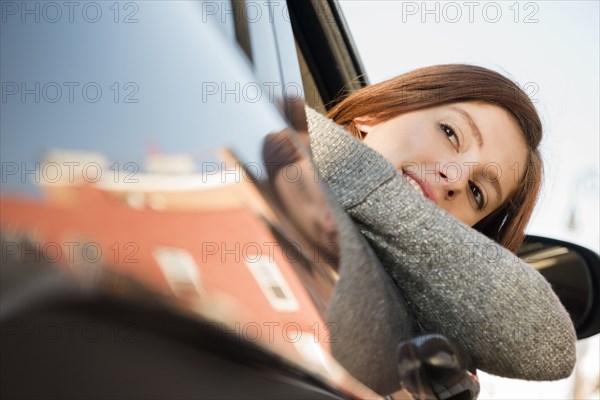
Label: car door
xmin=0 ymin=1 xmax=405 ymax=398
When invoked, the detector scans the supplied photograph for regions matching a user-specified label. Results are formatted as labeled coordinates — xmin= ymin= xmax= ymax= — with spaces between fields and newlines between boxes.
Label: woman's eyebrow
xmin=449 ymin=106 xmax=483 ymax=147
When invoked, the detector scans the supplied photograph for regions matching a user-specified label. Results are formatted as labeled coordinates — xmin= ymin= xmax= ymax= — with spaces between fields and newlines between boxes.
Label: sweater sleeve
xmin=305 ymin=106 xmax=576 ymax=381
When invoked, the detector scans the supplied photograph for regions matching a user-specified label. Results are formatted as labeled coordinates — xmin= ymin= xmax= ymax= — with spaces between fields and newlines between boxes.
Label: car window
xmin=1 ymin=1 xmax=287 ymax=198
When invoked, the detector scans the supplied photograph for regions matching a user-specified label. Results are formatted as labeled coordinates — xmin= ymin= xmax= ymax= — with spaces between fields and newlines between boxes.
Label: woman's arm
xmin=305 ymin=106 xmax=576 ymax=381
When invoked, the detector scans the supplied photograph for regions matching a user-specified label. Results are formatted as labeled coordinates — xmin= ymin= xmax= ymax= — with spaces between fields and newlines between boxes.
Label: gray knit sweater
xmin=305 ymin=106 xmax=576 ymax=381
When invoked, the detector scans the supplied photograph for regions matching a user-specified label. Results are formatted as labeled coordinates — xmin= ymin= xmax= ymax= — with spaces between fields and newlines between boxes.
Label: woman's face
xmin=355 ymin=101 xmax=529 ymax=226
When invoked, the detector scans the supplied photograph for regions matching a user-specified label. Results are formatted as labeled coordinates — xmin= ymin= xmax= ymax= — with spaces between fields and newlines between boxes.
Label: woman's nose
xmin=439 ymin=168 xmax=468 ymax=199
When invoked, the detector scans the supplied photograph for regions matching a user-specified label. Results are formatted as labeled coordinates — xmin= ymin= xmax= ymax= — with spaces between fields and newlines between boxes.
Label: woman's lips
xmin=402 ymin=170 xmax=437 ymax=204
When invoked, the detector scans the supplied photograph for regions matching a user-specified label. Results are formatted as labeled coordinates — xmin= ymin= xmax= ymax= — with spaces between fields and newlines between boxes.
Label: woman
xmin=328 ymin=64 xmax=540 ymax=253
xmin=305 ymin=64 xmax=576 ymax=388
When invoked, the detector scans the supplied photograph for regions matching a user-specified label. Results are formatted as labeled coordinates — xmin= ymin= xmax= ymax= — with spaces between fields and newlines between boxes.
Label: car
xmin=1 ymin=1 xmax=598 ymax=399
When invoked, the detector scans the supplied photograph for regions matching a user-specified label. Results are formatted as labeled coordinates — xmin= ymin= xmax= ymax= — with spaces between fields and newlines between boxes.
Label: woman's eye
xmin=469 ymin=181 xmax=485 ymax=210
xmin=440 ymin=123 xmax=459 ymax=149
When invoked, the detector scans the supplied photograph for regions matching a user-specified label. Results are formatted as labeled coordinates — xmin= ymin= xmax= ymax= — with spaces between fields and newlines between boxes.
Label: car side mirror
xmin=519 ymin=235 xmax=600 ymax=339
